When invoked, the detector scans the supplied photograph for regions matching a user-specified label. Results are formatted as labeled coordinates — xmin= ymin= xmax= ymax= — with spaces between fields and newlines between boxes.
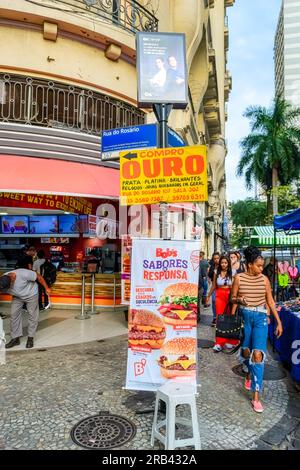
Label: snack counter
xmin=0 ymin=270 xmax=121 ymax=309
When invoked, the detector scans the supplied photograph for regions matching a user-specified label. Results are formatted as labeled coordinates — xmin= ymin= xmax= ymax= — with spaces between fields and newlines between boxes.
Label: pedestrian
xmin=199 ymin=251 xmax=210 ymax=309
xmin=0 ymin=255 xmax=51 ymax=349
xmin=208 ymin=252 xmax=220 ymax=326
xmin=33 ymin=249 xmax=50 ymax=311
xmin=207 ymin=255 xmax=238 ymax=352
xmin=231 ymin=246 xmax=283 ymax=413
xmin=229 ymin=251 xmax=245 ymax=273
xmin=15 ymin=245 xmax=36 ymax=268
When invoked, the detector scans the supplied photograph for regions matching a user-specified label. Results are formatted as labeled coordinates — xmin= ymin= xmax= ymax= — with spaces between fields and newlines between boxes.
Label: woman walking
xmin=208 ymin=252 xmax=220 ymax=327
xmin=207 ymin=255 xmax=238 ymax=352
xmin=229 ymin=251 xmax=245 ymax=274
xmin=231 ymin=246 xmax=283 ymax=413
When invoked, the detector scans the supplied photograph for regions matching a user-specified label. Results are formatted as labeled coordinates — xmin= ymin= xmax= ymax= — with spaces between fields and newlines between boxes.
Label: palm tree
xmin=237 ymin=98 xmax=300 ymax=215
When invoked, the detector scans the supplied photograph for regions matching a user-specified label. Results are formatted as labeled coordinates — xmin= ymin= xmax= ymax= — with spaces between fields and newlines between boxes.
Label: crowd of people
xmin=0 ymin=245 xmax=53 ymax=349
xmin=201 ymin=246 xmax=283 ymax=413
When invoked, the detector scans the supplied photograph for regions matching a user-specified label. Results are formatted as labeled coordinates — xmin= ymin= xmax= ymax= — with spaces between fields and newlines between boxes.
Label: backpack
xmin=41 ymin=260 xmax=57 ymax=286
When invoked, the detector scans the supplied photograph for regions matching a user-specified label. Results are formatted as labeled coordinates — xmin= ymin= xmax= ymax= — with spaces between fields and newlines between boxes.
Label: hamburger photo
xmin=128 ymin=309 xmax=166 ymax=349
xmin=158 ymin=283 xmax=198 ymax=327
xmin=158 ymin=337 xmax=197 ymax=379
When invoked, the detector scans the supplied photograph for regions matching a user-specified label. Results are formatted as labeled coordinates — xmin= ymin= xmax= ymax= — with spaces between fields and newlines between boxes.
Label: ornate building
xmin=0 ymin=0 xmax=233 ymax=252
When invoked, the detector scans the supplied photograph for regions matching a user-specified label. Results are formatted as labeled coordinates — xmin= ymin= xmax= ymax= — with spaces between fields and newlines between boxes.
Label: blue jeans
xmin=212 ymin=291 xmax=216 ymax=320
xmin=240 ymin=308 xmax=268 ymax=393
xmin=201 ymin=278 xmax=208 ymax=297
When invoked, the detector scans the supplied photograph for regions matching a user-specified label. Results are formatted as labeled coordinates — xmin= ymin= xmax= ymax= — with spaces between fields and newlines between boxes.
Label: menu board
xmin=125 ymin=239 xmax=200 ymax=391
xmin=29 ymin=216 xmax=58 ymax=234
xmin=58 ymin=215 xmax=88 ymax=233
xmin=1 ymin=215 xmax=29 ymax=234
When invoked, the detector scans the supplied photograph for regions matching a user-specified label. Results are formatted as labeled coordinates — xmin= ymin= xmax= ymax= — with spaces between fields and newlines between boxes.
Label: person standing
xmin=33 ymin=249 xmax=49 ymax=311
xmin=207 ymin=255 xmax=238 ymax=352
xmin=0 ymin=255 xmax=51 ymax=349
xmin=199 ymin=251 xmax=210 ymax=309
xmin=231 ymin=246 xmax=283 ymax=413
xmin=208 ymin=252 xmax=220 ymax=326
xmin=229 ymin=251 xmax=245 ymax=274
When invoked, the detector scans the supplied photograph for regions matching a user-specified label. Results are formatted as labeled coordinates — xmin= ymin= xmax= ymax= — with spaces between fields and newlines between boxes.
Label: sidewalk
xmin=0 ymin=309 xmax=299 ymax=450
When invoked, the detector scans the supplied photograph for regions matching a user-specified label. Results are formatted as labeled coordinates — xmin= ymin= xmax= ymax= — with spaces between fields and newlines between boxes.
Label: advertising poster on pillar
xmin=125 ymin=239 xmax=200 ymax=391
xmin=121 ymin=235 xmax=132 ymax=305
xmin=136 ymin=32 xmax=188 ymax=108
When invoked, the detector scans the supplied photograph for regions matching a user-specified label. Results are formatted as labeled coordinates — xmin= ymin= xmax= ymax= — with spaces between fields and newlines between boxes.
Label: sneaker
xmin=251 ymin=400 xmax=264 ymax=413
xmin=224 ymin=343 xmax=234 ymax=349
xmin=26 ymin=337 xmax=34 ymax=349
xmin=44 ymin=303 xmax=51 ymax=310
xmin=213 ymin=344 xmax=222 ymax=353
xmin=211 ymin=319 xmax=216 ymax=327
xmin=244 ymin=378 xmax=251 ymax=391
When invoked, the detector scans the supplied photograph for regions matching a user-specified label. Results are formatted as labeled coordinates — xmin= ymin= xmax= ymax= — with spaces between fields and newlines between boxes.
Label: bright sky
xmin=225 ymin=0 xmax=282 ymax=202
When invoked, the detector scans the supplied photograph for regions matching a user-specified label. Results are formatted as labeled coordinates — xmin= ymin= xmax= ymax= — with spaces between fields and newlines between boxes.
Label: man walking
xmin=0 ymin=255 xmax=51 ymax=349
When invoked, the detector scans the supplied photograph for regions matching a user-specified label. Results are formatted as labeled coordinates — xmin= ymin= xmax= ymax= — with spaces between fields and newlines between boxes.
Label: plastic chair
xmin=151 ymin=381 xmax=201 ymax=450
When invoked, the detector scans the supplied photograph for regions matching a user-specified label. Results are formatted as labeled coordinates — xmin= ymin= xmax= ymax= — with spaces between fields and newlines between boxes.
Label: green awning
xmin=250 ymin=226 xmax=300 ymax=247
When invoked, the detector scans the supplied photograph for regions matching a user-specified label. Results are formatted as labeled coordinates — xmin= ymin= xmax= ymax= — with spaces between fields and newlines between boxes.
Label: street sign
xmin=120 ymin=145 xmax=208 ymax=206
xmin=101 ymin=124 xmax=185 ymax=161
xmin=101 ymin=124 xmax=157 ymax=161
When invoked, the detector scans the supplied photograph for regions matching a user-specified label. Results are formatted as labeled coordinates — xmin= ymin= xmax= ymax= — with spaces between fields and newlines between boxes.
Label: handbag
xmin=216 ymin=303 xmax=243 ymax=340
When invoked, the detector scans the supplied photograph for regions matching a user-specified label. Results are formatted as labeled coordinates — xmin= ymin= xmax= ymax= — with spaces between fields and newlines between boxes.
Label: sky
xmin=226 ymin=0 xmax=282 ymax=202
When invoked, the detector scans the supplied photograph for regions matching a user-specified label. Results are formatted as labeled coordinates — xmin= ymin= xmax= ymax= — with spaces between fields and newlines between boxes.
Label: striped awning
xmin=250 ymin=226 xmax=300 ymax=246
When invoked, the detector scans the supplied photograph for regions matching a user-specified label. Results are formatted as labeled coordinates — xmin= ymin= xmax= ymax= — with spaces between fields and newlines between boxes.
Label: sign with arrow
xmin=120 ymin=145 xmax=208 ymax=206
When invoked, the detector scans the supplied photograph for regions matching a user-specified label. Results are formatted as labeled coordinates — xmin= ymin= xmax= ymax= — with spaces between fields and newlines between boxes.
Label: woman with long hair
xmin=231 ymin=246 xmax=283 ymax=413
xmin=207 ymin=255 xmax=239 ymax=352
xmin=229 ymin=251 xmax=245 ymax=274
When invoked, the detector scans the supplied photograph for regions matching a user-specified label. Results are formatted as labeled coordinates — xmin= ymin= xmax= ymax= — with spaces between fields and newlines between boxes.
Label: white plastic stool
xmin=151 ymin=381 xmax=201 ymax=450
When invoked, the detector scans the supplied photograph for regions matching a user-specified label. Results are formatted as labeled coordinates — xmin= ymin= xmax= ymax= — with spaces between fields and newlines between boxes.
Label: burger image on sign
xmin=128 ymin=309 xmax=166 ymax=349
xmin=158 ymin=283 xmax=198 ymax=327
xmin=158 ymin=337 xmax=197 ymax=379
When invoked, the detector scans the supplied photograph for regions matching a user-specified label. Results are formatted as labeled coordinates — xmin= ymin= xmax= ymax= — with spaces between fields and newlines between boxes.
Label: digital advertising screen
xmin=58 ymin=215 xmax=88 ymax=233
xmin=1 ymin=215 xmax=29 ymax=234
xmin=29 ymin=216 xmax=58 ymax=234
xmin=136 ymin=32 xmax=188 ymax=108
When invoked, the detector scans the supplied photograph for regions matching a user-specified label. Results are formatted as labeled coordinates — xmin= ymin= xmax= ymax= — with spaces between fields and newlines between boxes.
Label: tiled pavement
xmin=0 ymin=313 xmax=299 ymax=450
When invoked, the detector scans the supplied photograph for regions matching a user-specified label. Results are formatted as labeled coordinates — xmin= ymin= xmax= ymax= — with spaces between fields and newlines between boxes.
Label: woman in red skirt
xmin=207 ymin=255 xmax=238 ymax=352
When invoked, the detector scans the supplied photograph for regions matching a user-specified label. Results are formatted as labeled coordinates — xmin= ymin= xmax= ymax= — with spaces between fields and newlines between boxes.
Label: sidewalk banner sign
xmin=125 ymin=239 xmax=200 ymax=391
xmin=121 ymin=235 xmax=132 ymax=305
xmin=120 ymin=145 xmax=207 ymax=206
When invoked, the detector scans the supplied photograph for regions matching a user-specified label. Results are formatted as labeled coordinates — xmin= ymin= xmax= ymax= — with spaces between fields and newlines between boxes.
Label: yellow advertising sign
xmin=120 ymin=145 xmax=207 ymax=206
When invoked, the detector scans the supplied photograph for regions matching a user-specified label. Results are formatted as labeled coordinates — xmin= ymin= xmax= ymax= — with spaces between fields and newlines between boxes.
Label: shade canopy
xmin=250 ymin=226 xmax=300 ymax=247
xmin=0 ymin=155 xmax=119 ymax=199
xmin=274 ymin=207 xmax=300 ymax=231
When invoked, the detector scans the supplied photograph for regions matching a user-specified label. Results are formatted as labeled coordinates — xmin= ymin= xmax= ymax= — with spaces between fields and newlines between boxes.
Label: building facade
xmin=275 ymin=0 xmax=300 ymax=105
xmin=0 ymin=0 xmax=233 ymax=254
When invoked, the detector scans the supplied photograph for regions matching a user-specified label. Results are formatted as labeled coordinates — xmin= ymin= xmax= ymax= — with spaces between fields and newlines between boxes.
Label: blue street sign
xmin=101 ymin=123 xmax=157 ymax=160
xmin=101 ymin=124 xmax=185 ymax=161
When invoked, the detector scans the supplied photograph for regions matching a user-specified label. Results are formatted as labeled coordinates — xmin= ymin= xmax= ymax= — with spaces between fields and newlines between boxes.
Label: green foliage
xmin=271 ymin=185 xmax=300 ymax=214
xmin=230 ymin=198 xmax=267 ymax=227
xmin=237 ymin=98 xmax=300 ymax=214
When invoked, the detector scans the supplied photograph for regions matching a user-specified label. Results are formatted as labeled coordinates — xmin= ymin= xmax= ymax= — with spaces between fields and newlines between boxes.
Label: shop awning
xmin=274 ymin=207 xmax=300 ymax=231
xmin=0 ymin=155 xmax=119 ymax=199
xmin=250 ymin=226 xmax=300 ymax=246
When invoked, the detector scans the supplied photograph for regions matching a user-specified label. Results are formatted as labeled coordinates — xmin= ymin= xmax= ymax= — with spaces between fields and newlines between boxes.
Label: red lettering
xmin=185 ymin=155 xmax=204 ymax=175
xmin=143 ymin=159 xmax=160 ymax=178
xmin=163 ymin=157 xmax=183 ymax=176
xmin=122 ymin=161 xmax=141 ymax=179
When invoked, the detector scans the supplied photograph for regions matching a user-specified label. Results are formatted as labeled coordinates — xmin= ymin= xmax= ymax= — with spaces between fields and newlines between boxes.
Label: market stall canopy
xmin=250 ymin=226 xmax=300 ymax=247
xmin=0 ymin=155 xmax=119 ymax=200
xmin=274 ymin=208 xmax=300 ymax=231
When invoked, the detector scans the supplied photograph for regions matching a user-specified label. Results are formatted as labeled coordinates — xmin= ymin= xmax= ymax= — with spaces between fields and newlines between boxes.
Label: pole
xmin=88 ymin=273 xmax=97 ymax=315
xmin=272 ymin=227 xmax=277 ymax=352
xmin=153 ymin=103 xmax=173 ymax=239
xmin=75 ymin=274 xmax=91 ymax=320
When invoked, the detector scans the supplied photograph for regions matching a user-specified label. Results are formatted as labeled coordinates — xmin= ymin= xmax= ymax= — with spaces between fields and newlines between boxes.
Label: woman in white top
xmin=207 ymin=255 xmax=238 ymax=352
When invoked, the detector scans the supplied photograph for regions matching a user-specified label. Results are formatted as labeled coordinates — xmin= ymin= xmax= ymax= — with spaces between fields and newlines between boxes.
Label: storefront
xmin=0 ymin=155 xmax=121 ymax=308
